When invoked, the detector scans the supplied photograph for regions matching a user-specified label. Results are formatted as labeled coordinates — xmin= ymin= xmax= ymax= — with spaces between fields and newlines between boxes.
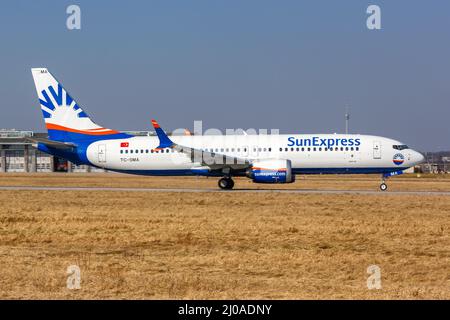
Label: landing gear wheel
xmin=218 ymin=177 xmax=234 ymax=190
xmin=380 ymin=183 xmax=388 ymax=191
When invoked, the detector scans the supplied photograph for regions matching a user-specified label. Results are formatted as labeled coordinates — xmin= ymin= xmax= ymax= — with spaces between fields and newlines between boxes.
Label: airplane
xmin=29 ymin=68 xmax=425 ymax=191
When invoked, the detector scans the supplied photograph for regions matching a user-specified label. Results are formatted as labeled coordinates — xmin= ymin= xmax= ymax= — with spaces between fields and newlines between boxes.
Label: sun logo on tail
xmin=39 ymin=84 xmax=89 ymax=119
xmin=38 ymin=83 xmax=118 ymax=134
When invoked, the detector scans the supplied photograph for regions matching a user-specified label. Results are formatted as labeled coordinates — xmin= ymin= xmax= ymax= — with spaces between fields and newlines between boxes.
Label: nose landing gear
xmin=218 ymin=177 xmax=235 ymax=190
xmin=380 ymin=175 xmax=388 ymax=191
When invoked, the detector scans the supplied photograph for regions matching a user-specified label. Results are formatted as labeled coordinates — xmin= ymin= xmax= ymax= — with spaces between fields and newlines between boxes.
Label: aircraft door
xmin=98 ymin=144 xmax=107 ymax=163
xmin=373 ymin=141 xmax=381 ymax=159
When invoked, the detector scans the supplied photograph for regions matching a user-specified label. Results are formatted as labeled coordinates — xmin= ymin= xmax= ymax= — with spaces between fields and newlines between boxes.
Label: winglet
xmin=151 ymin=119 xmax=175 ymax=150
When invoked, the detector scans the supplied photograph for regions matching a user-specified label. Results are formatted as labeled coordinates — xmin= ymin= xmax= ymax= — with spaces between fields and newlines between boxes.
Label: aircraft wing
xmin=151 ymin=119 xmax=251 ymax=171
xmin=26 ymin=137 xmax=77 ymax=150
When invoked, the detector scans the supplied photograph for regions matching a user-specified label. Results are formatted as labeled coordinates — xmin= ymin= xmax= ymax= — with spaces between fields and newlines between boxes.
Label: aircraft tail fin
xmin=31 ymin=68 xmax=131 ymax=142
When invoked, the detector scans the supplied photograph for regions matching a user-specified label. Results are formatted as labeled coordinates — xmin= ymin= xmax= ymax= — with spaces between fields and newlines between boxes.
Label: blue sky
xmin=0 ymin=0 xmax=449 ymax=151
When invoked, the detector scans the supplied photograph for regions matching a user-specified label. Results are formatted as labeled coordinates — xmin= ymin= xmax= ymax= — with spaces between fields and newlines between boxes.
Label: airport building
xmin=418 ymin=152 xmax=450 ymax=174
xmin=0 ymin=129 xmax=153 ymax=173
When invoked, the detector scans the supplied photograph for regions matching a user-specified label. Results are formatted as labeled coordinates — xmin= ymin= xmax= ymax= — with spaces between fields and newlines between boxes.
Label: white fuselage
xmin=85 ymin=134 xmax=424 ymax=175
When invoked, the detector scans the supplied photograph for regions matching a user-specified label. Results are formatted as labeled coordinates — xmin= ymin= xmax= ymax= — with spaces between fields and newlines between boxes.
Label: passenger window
xmin=356 ymin=147 xmax=360 ymax=151
xmin=268 ymin=148 xmax=271 ymax=152
xmin=120 ymin=150 xmax=123 ymax=154
xmin=125 ymin=150 xmax=128 ymax=154
xmin=313 ymin=147 xmax=316 ymax=151
xmin=319 ymin=147 xmax=322 ymax=151
xmin=308 ymin=148 xmax=311 ymax=152
xmin=130 ymin=150 xmax=133 ymax=154
xmin=285 ymin=148 xmax=288 ymax=152
xmin=279 ymin=148 xmax=283 ymax=152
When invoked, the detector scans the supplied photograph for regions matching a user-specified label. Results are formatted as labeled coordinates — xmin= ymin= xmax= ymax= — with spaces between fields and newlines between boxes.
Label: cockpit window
xmin=393 ymin=145 xmax=408 ymax=150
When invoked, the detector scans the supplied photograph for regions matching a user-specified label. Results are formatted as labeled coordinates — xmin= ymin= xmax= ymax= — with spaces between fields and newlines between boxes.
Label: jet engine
xmin=246 ymin=159 xmax=295 ymax=183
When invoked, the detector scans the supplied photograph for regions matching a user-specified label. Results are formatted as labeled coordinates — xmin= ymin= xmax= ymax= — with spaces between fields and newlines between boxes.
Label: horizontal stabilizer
xmin=26 ymin=137 xmax=77 ymax=150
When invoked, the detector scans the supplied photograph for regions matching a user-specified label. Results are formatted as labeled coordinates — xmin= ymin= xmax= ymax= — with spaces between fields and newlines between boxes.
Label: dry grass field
xmin=0 ymin=173 xmax=449 ymax=299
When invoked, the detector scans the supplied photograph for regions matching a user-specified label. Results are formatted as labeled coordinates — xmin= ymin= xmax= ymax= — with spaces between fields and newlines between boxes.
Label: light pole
xmin=345 ymin=107 xmax=350 ymax=134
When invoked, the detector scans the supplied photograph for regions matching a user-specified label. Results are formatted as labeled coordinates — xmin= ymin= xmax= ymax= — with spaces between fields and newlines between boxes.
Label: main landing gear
xmin=218 ymin=177 xmax=235 ymax=190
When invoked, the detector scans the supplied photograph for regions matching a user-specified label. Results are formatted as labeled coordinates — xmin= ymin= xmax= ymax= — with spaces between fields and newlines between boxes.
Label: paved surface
xmin=1 ymin=185 xmax=450 ymax=196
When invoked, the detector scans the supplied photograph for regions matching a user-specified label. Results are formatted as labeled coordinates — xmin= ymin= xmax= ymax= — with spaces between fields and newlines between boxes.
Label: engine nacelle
xmin=247 ymin=159 xmax=295 ymax=183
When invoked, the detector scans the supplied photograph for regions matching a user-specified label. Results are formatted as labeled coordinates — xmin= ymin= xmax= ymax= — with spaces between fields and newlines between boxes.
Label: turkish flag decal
xmin=120 ymin=142 xmax=129 ymax=148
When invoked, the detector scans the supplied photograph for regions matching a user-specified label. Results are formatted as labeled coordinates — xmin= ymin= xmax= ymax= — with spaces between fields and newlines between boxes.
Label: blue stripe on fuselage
xmin=107 ymin=167 xmax=409 ymax=177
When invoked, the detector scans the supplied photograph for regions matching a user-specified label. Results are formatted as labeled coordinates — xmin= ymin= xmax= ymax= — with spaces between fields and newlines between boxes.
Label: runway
xmin=1 ymin=185 xmax=450 ymax=196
